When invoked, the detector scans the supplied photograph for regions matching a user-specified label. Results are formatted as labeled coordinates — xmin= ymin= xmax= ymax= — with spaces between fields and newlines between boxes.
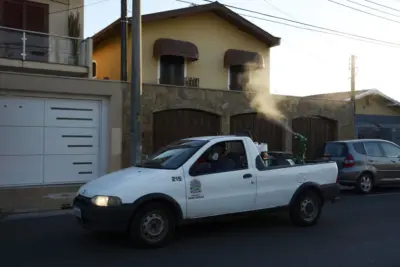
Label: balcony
xmin=0 ymin=26 xmax=93 ymax=78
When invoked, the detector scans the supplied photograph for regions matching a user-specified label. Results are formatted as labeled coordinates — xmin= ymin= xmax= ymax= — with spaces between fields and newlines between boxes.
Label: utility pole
xmin=130 ymin=0 xmax=142 ymax=165
xmin=120 ymin=0 xmax=127 ymax=81
xmin=350 ymin=54 xmax=356 ymax=137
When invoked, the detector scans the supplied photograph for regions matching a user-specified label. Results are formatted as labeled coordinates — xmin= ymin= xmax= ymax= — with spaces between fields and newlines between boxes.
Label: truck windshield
xmin=139 ymin=140 xmax=208 ymax=169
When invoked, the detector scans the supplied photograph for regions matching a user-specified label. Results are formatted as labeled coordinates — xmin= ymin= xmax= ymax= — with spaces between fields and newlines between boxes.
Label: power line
xmin=261 ymin=0 xmax=294 ymax=18
xmin=346 ymin=0 xmax=400 ymax=17
xmin=328 ymin=0 xmax=400 ymax=24
xmin=363 ymin=0 xmax=400 ymax=12
xmin=197 ymin=0 xmax=400 ymax=47
xmin=241 ymin=11 xmax=400 ymax=47
xmin=49 ymin=0 xmax=113 ymax=15
xmin=260 ymin=0 xmax=351 ymax=63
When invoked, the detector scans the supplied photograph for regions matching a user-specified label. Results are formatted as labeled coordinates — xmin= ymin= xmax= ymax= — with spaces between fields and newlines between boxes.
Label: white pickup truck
xmin=73 ymin=135 xmax=339 ymax=248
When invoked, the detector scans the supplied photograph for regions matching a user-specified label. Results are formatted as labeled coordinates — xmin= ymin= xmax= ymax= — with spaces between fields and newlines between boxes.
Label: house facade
xmin=93 ymin=3 xmax=355 ymax=166
xmin=306 ymin=89 xmax=400 ymax=145
xmin=0 ymin=0 xmax=125 ymax=214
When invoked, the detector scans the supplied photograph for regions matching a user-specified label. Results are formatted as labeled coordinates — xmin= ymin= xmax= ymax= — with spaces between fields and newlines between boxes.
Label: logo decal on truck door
xmin=189 ymin=179 xmax=204 ymax=199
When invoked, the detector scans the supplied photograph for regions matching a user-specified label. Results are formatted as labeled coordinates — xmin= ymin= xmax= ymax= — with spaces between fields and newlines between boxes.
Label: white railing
xmin=0 ymin=26 xmax=92 ymax=67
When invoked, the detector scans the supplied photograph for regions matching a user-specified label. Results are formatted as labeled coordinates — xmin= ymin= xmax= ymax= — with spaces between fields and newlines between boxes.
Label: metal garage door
xmin=153 ymin=109 xmax=220 ymax=152
xmin=0 ymin=97 xmax=103 ymax=186
xmin=292 ymin=116 xmax=338 ymax=160
xmin=230 ymin=113 xmax=284 ymax=151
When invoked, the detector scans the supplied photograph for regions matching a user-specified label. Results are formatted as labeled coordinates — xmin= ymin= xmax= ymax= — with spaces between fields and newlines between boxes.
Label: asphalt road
xmin=2 ymin=189 xmax=400 ymax=267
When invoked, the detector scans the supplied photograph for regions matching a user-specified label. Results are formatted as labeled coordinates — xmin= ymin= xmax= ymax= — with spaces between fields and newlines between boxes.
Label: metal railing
xmin=184 ymin=77 xmax=200 ymax=88
xmin=0 ymin=26 xmax=91 ymax=67
xmin=158 ymin=76 xmax=200 ymax=87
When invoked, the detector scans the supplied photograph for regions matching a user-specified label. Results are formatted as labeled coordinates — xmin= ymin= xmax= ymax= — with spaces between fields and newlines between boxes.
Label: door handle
xmin=391 ymin=160 xmax=396 ymax=163
xmin=368 ymin=160 xmax=374 ymax=162
xmin=243 ymin=173 xmax=252 ymax=179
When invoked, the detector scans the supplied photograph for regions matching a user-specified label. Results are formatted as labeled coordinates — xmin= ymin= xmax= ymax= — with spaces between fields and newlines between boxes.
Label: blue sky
xmin=84 ymin=0 xmax=400 ymax=99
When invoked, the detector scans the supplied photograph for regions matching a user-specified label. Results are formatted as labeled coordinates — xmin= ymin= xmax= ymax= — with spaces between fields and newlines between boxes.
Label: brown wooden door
xmin=292 ymin=116 xmax=338 ymax=160
xmin=153 ymin=109 xmax=220 ymax=152
xmin=230 ymin=113 xmax=284 ymax=151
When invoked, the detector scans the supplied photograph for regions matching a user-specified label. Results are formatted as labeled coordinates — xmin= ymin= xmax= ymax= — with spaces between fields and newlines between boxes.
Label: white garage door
xmin=0 ymin=97 xmax=105 ymax=186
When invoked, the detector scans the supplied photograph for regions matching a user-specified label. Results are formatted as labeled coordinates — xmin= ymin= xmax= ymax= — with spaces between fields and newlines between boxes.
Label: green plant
xmin=68 ymin=12 xmax=81 ymax=65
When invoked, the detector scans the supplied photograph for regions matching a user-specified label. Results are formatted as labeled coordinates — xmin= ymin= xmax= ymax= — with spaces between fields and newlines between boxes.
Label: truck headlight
xmin=91 ymin=196 xmax=122 ymax=207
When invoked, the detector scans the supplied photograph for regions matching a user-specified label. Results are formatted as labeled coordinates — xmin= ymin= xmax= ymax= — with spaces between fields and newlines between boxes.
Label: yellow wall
xmin=356 ymin=96 xmax=400 ymax=116
xmin=93 ymin=37 xmax=121 ymax=80
xmin=93 ymin=12 xmax=271 ymax=90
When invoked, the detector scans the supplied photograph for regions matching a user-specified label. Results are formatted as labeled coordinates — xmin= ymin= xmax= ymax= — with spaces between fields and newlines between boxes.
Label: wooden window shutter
xmin=25 ymin=1 xmax=49 ymax=33
xmin=1 ymin=0 xmax=23 ymax=29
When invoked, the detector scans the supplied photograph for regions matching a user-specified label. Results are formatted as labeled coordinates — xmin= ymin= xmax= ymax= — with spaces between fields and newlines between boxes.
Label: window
xmin=159 ymin=55 xmax=185 ymax=86
xmin=364 ymin=142 xmax=384 ymax=157
xmin=0 ymin=0 xmax=49 ymax=32
xmin=353 ymin=142 xmax=367 ymax=155
xmin=324 ymin=142 xmax=348 ymax=157
xmin=92 ymin=61 xmax=97 ymax=78
xmin=190 ymin=140 xmax=248 ymax=176
xmin=229 ymin=65 xmax=249 ymax=91
xmin=139 ymin=139 xmax=207 ymax=170
xmin=380 ymin=142 xmax=400 ymax=158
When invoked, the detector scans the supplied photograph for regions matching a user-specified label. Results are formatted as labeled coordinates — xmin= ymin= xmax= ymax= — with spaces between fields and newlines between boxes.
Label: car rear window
xmin=353 ymin=142 xmax=367 ymax=155
xmin=324 ymin=142 xmax=348 ymax=157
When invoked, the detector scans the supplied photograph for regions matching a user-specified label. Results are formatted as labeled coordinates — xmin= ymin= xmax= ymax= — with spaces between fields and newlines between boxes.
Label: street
xmin=1 ymin=189 xmax=400 ymax=267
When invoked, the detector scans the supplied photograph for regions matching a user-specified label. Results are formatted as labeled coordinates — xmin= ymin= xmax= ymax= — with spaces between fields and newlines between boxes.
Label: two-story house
xmin=92 ymin=2 xmax=355 ymax=166
xmin=0 ymin=0 xmax=126 ymax=214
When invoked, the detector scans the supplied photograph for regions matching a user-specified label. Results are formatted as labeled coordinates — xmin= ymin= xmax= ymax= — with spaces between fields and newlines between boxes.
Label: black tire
xmin=290 ymin=190 xmax=322 ymax=227
xmin=356 ymin=173 xmax=374 ymax=194
xmin=128 ymin=202 xmax=176 ymax=248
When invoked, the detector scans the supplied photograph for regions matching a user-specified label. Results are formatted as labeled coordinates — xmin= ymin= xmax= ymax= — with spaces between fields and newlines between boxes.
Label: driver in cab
xmin=193 ymin=142 xmax=235 ymax=174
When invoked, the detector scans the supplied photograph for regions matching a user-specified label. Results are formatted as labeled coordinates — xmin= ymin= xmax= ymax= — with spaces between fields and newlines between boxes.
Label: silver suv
xmin=323 ymin=139 xmax=400 ymax=194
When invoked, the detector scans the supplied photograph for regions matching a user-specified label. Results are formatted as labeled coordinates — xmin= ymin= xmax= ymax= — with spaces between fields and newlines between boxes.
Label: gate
xmin=153 ymin=109 xmax=220 ymax=152
xmin=230 ymin=113 xmax=284 ymax=151
xmin=292 ymin=116 xmax=338 ymax=160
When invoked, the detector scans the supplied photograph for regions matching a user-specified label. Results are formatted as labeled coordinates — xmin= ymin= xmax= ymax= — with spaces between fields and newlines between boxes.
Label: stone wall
xmin=122 ymin=84 xmax=355 ymax=167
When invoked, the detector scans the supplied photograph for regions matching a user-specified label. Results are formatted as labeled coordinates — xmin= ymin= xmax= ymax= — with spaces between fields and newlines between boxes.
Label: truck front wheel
xmin=290 ymin=190 xmax=322 ymax=227
xmin=128 ymin=202 xmax=176 ymax=248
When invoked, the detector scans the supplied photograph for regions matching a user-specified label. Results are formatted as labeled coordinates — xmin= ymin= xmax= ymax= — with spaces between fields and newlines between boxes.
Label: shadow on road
xmin=340 ymin=185 xmax=400 ymax=196
xmin=82 ymin=212 xmax=293 ymax=248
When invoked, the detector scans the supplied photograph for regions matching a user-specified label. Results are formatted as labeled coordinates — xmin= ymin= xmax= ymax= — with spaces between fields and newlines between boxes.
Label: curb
xmin=0 ymin=209 xmax=73 ymax=222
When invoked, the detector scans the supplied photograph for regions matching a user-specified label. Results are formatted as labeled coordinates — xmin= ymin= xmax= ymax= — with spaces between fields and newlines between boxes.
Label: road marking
xmin=365 ymin=192 xmax=400 ymax=197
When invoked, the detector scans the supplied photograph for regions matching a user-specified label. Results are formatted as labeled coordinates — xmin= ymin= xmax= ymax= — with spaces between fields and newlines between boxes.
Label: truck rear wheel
xmin=128 ymin=202 xmax=176 ymax=248
xmin=290 ymin=190 xmax=322 ymax=227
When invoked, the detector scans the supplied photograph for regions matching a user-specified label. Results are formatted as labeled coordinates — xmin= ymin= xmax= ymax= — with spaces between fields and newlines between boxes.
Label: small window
xmin=364 ymin=142 xmax=384 ymax=157
xmin=380 ymin=142 xmax=400 ymax=158
xmin=92 ymin=61 xmax=97 ymax=78
xmin=353 ymin=142 xmax=367 ymax=155
xmin=189 ymin=140 xmax=248 ymax=176
xmin=324 ymin=142 xmax=348 ymax=157
xmin=159 ymin=55 xmax=184 ymax=86
xmin=229 ymin=65 xmax=249 ymax=91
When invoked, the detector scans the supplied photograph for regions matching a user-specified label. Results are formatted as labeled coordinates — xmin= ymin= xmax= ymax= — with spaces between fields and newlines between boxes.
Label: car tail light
xmin=343 ymin=154 xmax=355 ymax=167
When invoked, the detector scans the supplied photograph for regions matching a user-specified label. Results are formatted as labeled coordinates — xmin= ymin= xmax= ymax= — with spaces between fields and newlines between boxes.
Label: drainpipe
xmin=121 ymin=0 xmax=128 ymax=81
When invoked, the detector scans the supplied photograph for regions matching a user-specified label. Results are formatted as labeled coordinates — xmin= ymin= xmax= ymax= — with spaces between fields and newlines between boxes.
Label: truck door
xmin=184 ymin=140 xmax=256 ymax=218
